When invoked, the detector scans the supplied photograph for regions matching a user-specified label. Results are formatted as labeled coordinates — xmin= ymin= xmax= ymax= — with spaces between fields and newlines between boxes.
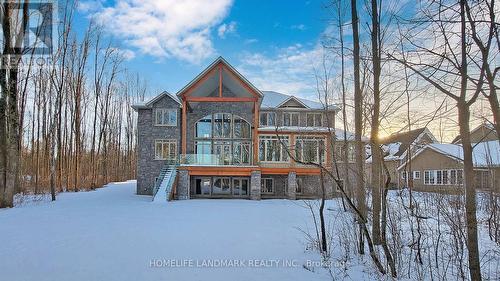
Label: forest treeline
xmin=0 ymin=1 xmax=147 ymax=207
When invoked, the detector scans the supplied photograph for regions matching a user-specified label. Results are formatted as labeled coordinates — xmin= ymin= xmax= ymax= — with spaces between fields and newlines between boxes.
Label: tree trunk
xmin=370 ymin=0 xmax=382 ymax=245
xmin=351 ymin=0 xmax=366 ymax=255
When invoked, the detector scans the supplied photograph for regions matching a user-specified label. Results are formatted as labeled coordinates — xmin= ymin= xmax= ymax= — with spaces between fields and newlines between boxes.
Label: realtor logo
xmin=0 ymin=0 xmax=56 ymax=68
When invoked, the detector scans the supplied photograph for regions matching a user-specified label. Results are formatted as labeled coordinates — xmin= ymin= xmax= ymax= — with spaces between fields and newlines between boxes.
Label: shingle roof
xmin=261 ymin=91 xmax=338 ymax=110
xmin=380 ymin=128 xmax=430 ymax=158
xmin=398 ymin=140 xmax=500 ymax=170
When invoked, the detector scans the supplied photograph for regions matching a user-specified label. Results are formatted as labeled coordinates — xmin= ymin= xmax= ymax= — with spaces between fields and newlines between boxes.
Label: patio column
xmin=177 ymin=169 xmax=190 ymax=200
xmin=287 ymin=172 xmax=297 ymax=200
xmin=250 ymin=171 xmax=261 ymax=200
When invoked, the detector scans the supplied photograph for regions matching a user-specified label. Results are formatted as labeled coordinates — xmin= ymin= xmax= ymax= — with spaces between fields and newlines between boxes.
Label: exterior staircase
xmin=152 ymin=163 xmax=178 ymax=203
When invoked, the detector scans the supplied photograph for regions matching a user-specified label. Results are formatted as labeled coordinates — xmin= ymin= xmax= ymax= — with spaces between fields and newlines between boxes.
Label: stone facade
xmin=286 ymin=172 xmax=297 ymax=200
xmin=250 ymin=171 xmax=261 ymax=200
xmin=177 ymin=169 xmax=190 ymax=200
xmin=136 ymin=95 xmax=181 ymax=195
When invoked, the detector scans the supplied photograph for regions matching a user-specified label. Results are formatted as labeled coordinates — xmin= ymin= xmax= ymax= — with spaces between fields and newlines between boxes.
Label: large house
xmin=132 ymin=57 xmax=352 ymax=200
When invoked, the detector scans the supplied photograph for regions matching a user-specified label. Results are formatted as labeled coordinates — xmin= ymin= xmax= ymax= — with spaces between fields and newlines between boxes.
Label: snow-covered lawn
xmin=0 ymin=181 xmax=351 ymax=281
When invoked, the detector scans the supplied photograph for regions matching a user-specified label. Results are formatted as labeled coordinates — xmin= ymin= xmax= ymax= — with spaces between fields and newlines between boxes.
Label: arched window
xmin=194 ymin=113 xmax=252 ymax=165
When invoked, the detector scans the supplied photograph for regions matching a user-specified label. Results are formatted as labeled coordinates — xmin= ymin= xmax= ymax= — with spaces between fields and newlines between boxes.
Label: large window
xmin=194 ymin=113 xmax=252 ymax=165
xmin=424 ymin=169 xmax=463 ymax=185
xmin=260 ymin=112 xmax=276 ymax=126
xmin=283 ymin=112 xmax=299 ymax=126
xmin=154 ymin=140 xmax=177 ymax=160
xmin=233 ymin=178 xmax=249 ymax=196
xmin=213 ymin=177 xmax=231 ymax=195
xmin=155 ymin=108 xmax=177 ymax=126
xmin=295 ymin=136 xmax=326 ymax=164
xmin=306 ymin=113 xmax=323 ymax=127
xmin=259 ymin=135 xmax=290 ymax=162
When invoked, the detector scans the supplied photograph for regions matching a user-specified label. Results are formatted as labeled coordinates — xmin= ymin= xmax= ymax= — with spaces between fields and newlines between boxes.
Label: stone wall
xmin=136 ymin=95 xmax=181 ymax=195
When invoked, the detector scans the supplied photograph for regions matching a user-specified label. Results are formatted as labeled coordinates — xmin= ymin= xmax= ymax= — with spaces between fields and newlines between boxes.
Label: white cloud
xmin=290 ymin=24 xmax=307 ymax=31
xmin=217 ymin=21 xmax=237 ymax=39
xmin=237 ymin=44 xmax=329 ymax=99
xmin=85 ymin=0 xmax=233 ymax=64
xmin=244 ymin=38 xmax=258 ymax=44
xmin=78 ymin=0 xmax=104 ymax=12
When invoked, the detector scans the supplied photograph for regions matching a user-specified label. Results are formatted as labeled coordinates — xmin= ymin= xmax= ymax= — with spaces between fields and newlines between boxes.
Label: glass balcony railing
xmin=179 ymin=154 xmax=252 ymax=166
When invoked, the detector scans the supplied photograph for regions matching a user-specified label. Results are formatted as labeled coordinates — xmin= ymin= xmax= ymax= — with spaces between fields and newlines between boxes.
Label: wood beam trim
xmin=222 ymin=65 xmax=261 ymax=98
xmin=182 ymin=100 xmax=187 ymax=154
xmin=182 ymin=66 xmax=217 ymax=98
xmin=219 ymin=65 xmax=222 ymax=98
xmin=253 ymin=101 xmax=259 ymax=165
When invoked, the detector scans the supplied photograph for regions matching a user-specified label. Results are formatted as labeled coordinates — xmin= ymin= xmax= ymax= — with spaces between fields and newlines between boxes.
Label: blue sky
xmin=77 ymin=0 xmax=332 ymax=100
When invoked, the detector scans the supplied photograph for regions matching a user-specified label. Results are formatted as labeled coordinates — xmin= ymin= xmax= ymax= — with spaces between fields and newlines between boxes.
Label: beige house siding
xmin=399 ymin=148 xmax=500 ymax=192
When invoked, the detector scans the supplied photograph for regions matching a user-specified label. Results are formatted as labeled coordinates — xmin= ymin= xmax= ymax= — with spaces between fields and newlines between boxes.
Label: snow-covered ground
xmin=0 ymin=181 xmax=369 ymax=281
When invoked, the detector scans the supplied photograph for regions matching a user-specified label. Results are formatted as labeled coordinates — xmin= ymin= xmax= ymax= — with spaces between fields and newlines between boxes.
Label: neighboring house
xmin=132 ymin=57 xmax=357 ymax=200
xmin=397 ymin=140 xmax=500 ymax=192
xmin=452 ymin=123 xmax=498 ymax=144
xmin=366 ymin=128 xmax=438 ymax=188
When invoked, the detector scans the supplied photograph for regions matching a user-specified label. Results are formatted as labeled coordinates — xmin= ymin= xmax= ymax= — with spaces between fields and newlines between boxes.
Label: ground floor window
xmin=233 ymin=178 xmax=249 ymax=196
xmin=261 ymin=178 xmax=274 ymax=194
xmin=213 ymin=177 xmax=231 ymax=195
xmin=424 ymin=169 xmax=463 ymax=185
xmin=193 ymin=176 xmax=250 ymax=196
xmin=194 ymin=178 xmax=211 ymax=195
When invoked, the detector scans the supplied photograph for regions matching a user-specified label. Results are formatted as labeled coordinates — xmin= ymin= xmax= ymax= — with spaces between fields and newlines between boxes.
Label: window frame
xmin=295 ymin=135 xmax=327 ymax=164
xmin=154 ymin=139 xmax=178 ymax=160
xmin=259 ymin=112 xmax=276 ymax=127
xmin=282 ymin=112 xmax=300 ymax=126
xmin=424 ymin=169 xmax=463 ymax=186
xmin=306 ymin=113 xmax=323 ymax=127
xmin=258 ymin=135 xmax=290 ymax=163
xmin=154 ymin=108 xmax=177 ymax=126
xmin=261 ymin=178 xmax=274 ymax=194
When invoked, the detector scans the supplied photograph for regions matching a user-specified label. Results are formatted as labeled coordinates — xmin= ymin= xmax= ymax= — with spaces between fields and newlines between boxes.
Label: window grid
xmin=154 ymin=140 xmax=177 ymax=160
xmin=306 ymin=113 xmax=323 ymax=127
xmin=424 ymin=169 xmax=463 ymax=185
xmin=283 ymin=112 xmax=300 ymax=126
xmin=155 ymin=108 xmax=177 ymax=126
xmin=261 ymin=178 xmax=274 ymax=194
xmin=259 ymin=112 xmax=276 ymax=126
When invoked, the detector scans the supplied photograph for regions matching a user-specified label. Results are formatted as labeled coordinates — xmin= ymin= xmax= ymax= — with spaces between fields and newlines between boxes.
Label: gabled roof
xmin=276 ymin=96 xmax=310 ymax=109
xmin=261 ymin=91 xmax=338 ymax=110
xmin=379 ymin=127 xmax=437 ymax=158
xmin=131 ymin=91 xmax=181 ymax=110
xmin=397 ymin=140 xmax=500 ymax=170
xmin=176 ymin=56 xmax=263 ymax=99
xmin=452 ymin=123 xmax=497 ymax=144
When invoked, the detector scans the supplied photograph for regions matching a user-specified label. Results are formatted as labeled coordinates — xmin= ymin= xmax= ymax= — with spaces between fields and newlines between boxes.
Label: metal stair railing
xmin=152 ymin=158 xmax=179 ymax=202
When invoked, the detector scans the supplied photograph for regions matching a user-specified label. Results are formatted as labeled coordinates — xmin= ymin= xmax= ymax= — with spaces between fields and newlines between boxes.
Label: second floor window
xmin=155 ymin=109 xmax=177 ymax=126
xmin=259 ymin=135 xmax=289 ymax=162
xmin=154 ymin=139 xmax=177 ymax=160
xmin=283 ymin=112 xmax=299 ymax=126
xmin=306 ymin=113 xmax=323 ymax=127
xmin=259 ymin=112 xmax=276 ymax=126
xmin=295 ymin=136 xmax=326 ymax=164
